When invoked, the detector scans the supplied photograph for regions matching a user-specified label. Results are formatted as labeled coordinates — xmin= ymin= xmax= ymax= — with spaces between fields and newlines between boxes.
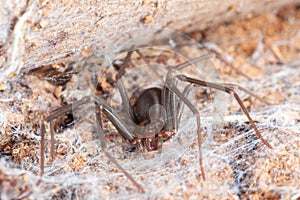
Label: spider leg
xmin=113 ymin=49 xmax=147 ymax=124
xmin=40 ymin=96 xmax=92 ymax=176
xmin=222 ymin=83 xmax=271 ymax=105
xmin=39 ymin=120 xmax=59 ymax=177
xmin=44 ymin=96 xmax=91 ymax=121
xmin=135 ymin=49 xmax=163 ymax=79
xmin=41 ymin=95 xmax=135 ymax=170
xmin=115 ymin=79 xmax=139 ymax=124
xmin=114 ymin=50 xmax=134 ymax=80
xmin=177 ymin=84 xmax=194 ymax=124
xmin=176 ymin=75 xmax=272 ymax=148
xmin=175 ymin=54 xmax=212 ymax=71
xmin=49 ymin=120 xmax=55 ymax=162
xmin=173 ymin=53 xmax=212 ymax=125
xmin=40 ymin=118 xmax=45 ymax=177
xmin=162 ymin=86 xmax=178 ymax=132
xmin=41 ymin=95 xmax=143 ymax=191
xmin=165 ymin=72 xmax=206 ymax=180
xmin=94 ymin=96 xmax=135 ymax=140
xmin=95 ymin=100 xmax=144 ymax=193
xmin=151 ymin=54 xmax=212 ymax=180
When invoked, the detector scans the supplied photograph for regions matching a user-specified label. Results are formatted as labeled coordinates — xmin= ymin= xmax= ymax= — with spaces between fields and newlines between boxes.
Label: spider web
xmin=0 ymin=28 xmax=299 ymax=200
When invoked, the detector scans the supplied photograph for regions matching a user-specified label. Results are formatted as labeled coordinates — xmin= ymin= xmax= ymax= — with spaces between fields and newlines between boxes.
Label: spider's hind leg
xmin=176 ymin=75 xmax=271 ymax=148
xmin=40 ymin=96 xmax=92 ymax=177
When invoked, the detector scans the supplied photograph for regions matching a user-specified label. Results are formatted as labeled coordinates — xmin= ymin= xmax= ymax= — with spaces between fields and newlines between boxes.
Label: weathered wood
xmin=0 ymin=0 xmax=299 ymax=81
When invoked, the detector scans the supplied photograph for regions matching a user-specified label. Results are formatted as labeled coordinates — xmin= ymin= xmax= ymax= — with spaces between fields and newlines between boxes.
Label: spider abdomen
xmin=131 ymin=87 xmax=163 ymax=126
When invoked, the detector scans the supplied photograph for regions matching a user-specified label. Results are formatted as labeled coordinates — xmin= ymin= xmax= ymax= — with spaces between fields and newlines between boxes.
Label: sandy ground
xmin=0 ymin=5 xmax=299 ymax=200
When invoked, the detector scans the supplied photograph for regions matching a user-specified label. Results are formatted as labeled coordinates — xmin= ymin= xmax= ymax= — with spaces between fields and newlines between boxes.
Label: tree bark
xmin=0 ymin=0 xmax=299 ymax=81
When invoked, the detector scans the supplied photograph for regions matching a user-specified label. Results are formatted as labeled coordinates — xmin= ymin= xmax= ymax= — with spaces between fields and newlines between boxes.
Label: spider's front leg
xmin=160 ymin=54 xmax=218 ymax=180
xmin=165 ymin=71 xmax=206 ymax=180
xmin=93 ymin=96 xmax=145 ymax=193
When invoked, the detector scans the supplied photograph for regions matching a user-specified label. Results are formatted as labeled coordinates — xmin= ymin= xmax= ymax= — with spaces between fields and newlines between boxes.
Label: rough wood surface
xmin=0 ymin=0 xmax=299 ymax=82
xmin=0 ymin=4 xmax=299 ymax=200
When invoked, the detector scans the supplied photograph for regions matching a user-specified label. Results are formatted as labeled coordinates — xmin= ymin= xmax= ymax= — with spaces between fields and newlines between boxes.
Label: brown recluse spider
xmin=39 ymin=51 xmax=271 ymax=193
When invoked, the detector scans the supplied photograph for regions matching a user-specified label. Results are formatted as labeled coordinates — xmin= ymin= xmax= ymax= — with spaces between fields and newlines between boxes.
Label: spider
xmin=39 ymin=51 xmax=271 ymax=193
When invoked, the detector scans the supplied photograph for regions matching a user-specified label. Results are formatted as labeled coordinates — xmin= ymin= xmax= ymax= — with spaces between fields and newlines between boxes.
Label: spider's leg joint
xmin=175 ymin=74 xmax=187 ymax=81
